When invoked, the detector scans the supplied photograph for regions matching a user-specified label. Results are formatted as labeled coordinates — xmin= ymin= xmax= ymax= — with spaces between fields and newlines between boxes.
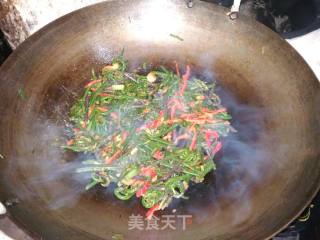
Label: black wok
xmin=0 ymin=0 xmax=319 ymax=239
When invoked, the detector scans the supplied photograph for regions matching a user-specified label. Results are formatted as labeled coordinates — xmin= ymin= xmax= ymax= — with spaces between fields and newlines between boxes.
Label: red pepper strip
xmin=143 ymin=108 xmax=150 ymax=114
xmin=153 ymin=150 xmax=164 ymax=160
xmin=73 ymin=128 xmax=80 ymax=134
xmin=170 ymin=105 xmax=176 ymax=120
xmin=158 ymin=110 xmax=164 ymax=119
xmin=146 ymin=203 xmax=161 ymax=220
xmin=212 ymin=142 xmax=222 ymax=155
xmin=205 ymin=130 xmax=219 ymax=148
xmin=97 ymin=107 xmax=108 ymax=112
xmin=207 ymin=130 xmax=219 ymax=139
xmin=201 ymin=108 xmax=226 ymax=115
xmin=205 ymin=131 xmax=211 ymax=148
xmin=165 ymin=119 xmax=182 ymax=125
xmin=179 ymin=65 xmax=191 ymax=96
xmin=122 ymin=131 xmax=129 ymax=140
xmin=139 ymin=111 xmax=165 ymax=130
xmin=168 ymin=98 xmax=184 ymax=120
xmin=88 ymin=105 xmax=95 ymax=118
xmin=175 ymin=61 xmax=180 ymax=77
xmin=140 ymin=167 xmax=157 ymax=182
xmin=100 ymin=146 xmax=112 ymax=157
xmin=84 ymin=79 xmax=102 ymax=88
xmin=137 ymin=120 xmax=157 ymax=132
xmin=179 ymin=113 xmax=194 ymax=118
xmin=136 ymin=181 xmax=151 ymax=198
xmin=150 ymin=119 xmax=160 ymax=129
xmin=155 ymin=111 xmax=165 ymax=128
xmin=105 ymin=150 xmax=122 ymax=164
xmin=150 ymin=111 xmax=164 ymax=128
xmin=149 ymin=121 xmax=157 ymax=129
xmin=67 ymin=139 xmax=74 ymax=146
xmin=189 ymin=126 xmax=197 ymax=150
xmin=119 ymin=131 xmax=129 ymax=145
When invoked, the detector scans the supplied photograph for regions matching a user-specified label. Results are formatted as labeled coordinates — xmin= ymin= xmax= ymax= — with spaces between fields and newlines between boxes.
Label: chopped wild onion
xmin=64 ymin=54 xmax=235 ymax=219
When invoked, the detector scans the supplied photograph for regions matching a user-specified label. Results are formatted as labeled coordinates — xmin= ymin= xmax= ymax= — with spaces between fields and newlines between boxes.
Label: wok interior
xmin=0 ymin=1 xmax=319 ymax=240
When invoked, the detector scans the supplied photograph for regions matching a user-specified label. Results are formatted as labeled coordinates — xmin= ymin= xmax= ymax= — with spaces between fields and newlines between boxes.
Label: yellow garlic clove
xmin=102 ymin=62 xmax=120 ymax=72
xmin=196 ymin=95 xmax=206 ymax=101
xmin=147 ymin=71 xmax=157 ymax=83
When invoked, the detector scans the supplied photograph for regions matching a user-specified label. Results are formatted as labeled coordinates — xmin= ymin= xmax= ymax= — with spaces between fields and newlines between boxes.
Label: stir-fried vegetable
xmin=64 ymin=54 xmax=235 ymax=219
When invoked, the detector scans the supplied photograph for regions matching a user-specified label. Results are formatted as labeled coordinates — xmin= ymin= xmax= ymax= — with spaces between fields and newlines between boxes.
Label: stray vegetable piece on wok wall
xmin=64 ymin=54 xmax=236 ymax=219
